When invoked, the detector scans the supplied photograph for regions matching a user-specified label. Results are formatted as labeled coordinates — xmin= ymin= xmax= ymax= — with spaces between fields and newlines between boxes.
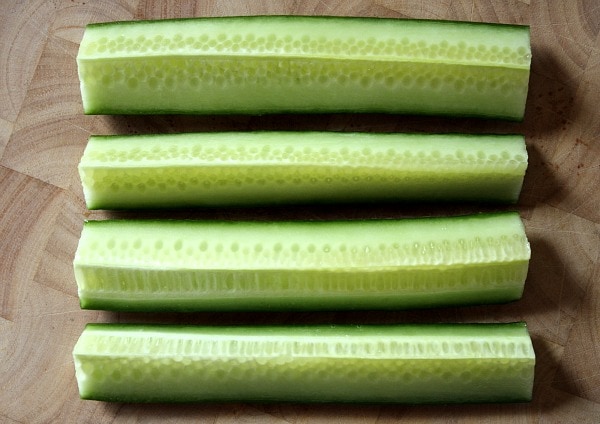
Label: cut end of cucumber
xmin=72 ymin=323 xmax=535 ymax=403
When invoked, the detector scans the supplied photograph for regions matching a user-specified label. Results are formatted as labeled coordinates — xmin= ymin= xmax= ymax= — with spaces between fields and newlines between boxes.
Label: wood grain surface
xmin=1 ymin=1 xmax=600 ymax=422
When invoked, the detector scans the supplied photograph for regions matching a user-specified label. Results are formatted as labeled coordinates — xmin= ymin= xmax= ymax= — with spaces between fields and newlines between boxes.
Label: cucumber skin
xmin=77 ymin=16 xmax=531 ymax=119
xmin=73 ymin=212 xmax=530 ymax=312
xmin=85 ymin=15 xmax=529 ymax=32
xmin=73 ymin=322 xmax=535 ymax=404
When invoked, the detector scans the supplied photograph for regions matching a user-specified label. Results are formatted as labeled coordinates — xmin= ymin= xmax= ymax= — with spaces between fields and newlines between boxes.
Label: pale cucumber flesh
xmin=77 ymin=16 xmax=531 ymax=119
xmin=78 ymin=132 xmax=528 ymax=209
xmin=72 ymin=323 xmax=535 ymax=403
xmin=73 ymin=212 xmax=530 ymax=311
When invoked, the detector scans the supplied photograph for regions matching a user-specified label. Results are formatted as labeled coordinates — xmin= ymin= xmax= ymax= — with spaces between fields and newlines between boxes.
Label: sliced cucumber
xmin=78 ymin=132 xmax=528 ymax=209
xmin=77 ymin=16 xmax=531 ymax=119
xmin=73 ymin=322 xmax=535 ymax=403
xmin=73 ymin=212 xmax=530 ymax=311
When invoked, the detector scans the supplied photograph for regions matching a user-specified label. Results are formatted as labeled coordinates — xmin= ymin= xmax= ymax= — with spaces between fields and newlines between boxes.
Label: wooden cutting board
xmin=1 ymin=1 xmax=599 ymax=422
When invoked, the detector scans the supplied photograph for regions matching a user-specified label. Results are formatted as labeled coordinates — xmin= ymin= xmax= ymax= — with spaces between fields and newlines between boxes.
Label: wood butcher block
xmin=1 ymin=1 xmax=599 ymax=422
